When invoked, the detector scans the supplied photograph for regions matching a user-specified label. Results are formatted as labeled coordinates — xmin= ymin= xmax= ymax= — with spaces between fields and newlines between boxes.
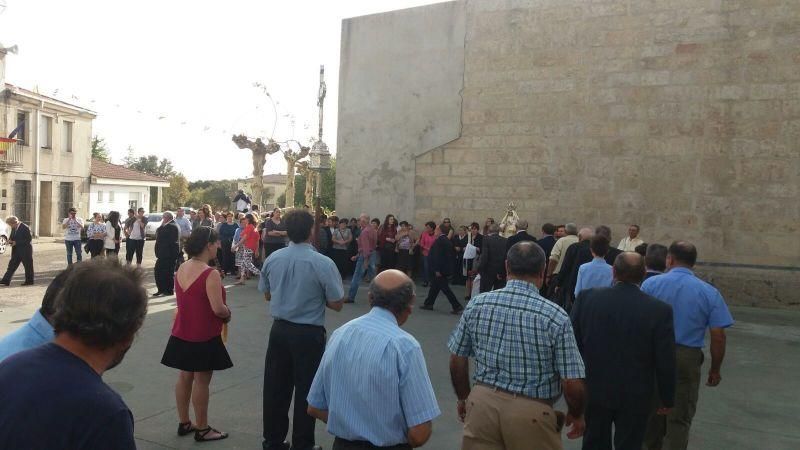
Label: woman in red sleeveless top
xmin=160 ymin=226 xmax=232 ymax=442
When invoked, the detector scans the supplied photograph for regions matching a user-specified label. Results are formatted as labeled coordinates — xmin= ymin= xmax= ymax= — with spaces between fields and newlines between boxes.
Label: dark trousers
xmin=87 ymin=239 xmax=104 ymax=258
xmin=264 ymin=243 xmax=285 ymax=261
xmin=125 ymin=239 xmax=145 ymax=264
xmin=2 ymin=248 xmax=33 ymax=284
xmin=423 ymin=275 xmax=463 ymax=311
xmin=333 ymin=437 xmax=411 ymax=450
xmin=221 ymin=239 xmax=235 ymax=274
xmin=263 ymin=320 xmax=326 ymax=450
xmin=479 ymin=271 xmax=506 ymax=293
xmin=583 ymin=401 xmax=649 ymax=450
xmin=154 ymin=256 xmax=176 ymax=294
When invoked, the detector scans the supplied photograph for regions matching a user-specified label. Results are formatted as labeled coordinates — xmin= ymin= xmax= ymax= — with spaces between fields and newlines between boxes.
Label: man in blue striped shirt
xmin=449 ymin=241 xmax=587 ymax=450
xmin=307 ymin=270 xmax=440 ymax=450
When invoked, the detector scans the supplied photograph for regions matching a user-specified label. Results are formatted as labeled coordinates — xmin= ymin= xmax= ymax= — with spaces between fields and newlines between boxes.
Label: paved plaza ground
xmin=1 ymin=242 xmax=799 ymax=449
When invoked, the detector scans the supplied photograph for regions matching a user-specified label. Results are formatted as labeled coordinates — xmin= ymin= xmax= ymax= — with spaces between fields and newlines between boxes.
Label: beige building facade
xmin=1 ymin=48 xmax=96 ymax=237
xmin=336 ymin=0 xmax=800 ymax=307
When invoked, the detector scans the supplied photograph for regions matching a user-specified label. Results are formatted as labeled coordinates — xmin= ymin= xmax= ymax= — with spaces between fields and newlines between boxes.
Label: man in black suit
xmin=571 ymin=252 xmax=676 ymax=450
xmin=477 ymin=223 xmax=507 ymax=293
xmin=420 ymin=223 xmax=464 ymax=314
xmin=555 ymin=227 xmax=593 ymax=309
xmin=537 ymin=223 xmax=557 ymax=259
xmin=1 ymin=217 xmax=34 ymax=286
xmin=505 ymin=219 xmax=537 ymax=253
xmin=153 ymin=211 xmax=180 ymax=297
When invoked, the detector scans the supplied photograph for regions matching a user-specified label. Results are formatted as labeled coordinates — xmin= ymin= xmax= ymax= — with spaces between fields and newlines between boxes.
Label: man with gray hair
xmin=152 ymin=211 xmax=180 ymax=297
xmin=308 ymin=270 xmax=440 ymax=449
xmin=505 ymin=219 xmax=537 ymax=253
xmin=1 ymin=216 xmax=33 ymax=287
xmin=449 ymin=242 xmax=586 ymax=449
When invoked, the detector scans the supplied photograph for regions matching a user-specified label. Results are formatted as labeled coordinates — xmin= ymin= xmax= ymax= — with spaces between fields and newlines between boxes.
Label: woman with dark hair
xmin=262 ymin=208 xmax=287 ymax=260
xmin=451 ymin=225 xmax=469 ymax=285
xmin=417 ymin=221 xmax=437 ymax=287
xmin=236 ymin=214 xmax=261 ymax=285
xmin=192 ymin=209 xmax=214 ymax=229
xmin=217 ymin=213 xmax=238 ymax=275
xmin=161 ymin=227 xmax=232 ymax=442
xmin=86 ymin=213 xmax=107 ymax=258
xmin=331 ymin=218 xmax=353 ymax=278
xmin=377 ymin=214 xmax=398 ymax=272
xmin=103 ymin=211 xmax=122 ymax=259
xmin=464 ymin=222 xmax=483 ymax=301
xmin=395 ymin=220 xmax=416 ymax=277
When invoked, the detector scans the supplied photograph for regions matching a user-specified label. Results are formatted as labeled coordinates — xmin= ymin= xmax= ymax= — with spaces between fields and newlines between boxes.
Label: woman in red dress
xmin=160 ymin=226 xmax=232 ymax=442
xmin=236 ymin=213 xmax=262 ymax=285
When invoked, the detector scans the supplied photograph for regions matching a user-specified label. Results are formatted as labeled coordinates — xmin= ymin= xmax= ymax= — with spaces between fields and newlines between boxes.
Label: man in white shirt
xmin=61 ymin=208 xmax=84 ymax=265
xmin=124 ymin=208 xmax=147 ymax=265
xmin=617 ymin=224 xmax=645 ymax=252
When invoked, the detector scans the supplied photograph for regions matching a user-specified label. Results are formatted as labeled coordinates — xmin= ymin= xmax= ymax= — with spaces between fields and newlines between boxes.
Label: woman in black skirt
xmin=161 ymin=226 xmax=232 ymax=442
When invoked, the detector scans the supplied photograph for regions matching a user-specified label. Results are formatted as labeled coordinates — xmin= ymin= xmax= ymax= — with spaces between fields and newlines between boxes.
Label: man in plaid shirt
xmin=448 ymin=241 xmax=587 ymax=450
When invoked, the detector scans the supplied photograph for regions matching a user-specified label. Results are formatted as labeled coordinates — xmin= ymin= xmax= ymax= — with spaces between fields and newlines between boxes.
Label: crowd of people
xmin=0 ymin=204 xmax=735 ymax=450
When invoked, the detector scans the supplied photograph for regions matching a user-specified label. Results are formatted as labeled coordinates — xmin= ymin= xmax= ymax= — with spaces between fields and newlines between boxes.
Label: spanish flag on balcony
xmin=0 ymin=137 xmax=16 ymax=155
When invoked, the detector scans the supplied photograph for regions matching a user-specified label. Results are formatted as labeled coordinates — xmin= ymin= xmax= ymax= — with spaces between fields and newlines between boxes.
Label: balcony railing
xmin=0 ymin=138 xmax=24 ymax=171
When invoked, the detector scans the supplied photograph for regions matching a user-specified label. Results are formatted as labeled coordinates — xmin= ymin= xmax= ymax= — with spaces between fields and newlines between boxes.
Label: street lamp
xmin=309 ymin=65 xmax=331 ymax=248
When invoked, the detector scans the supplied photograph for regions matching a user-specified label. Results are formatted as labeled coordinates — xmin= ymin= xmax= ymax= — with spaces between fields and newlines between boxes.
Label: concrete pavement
xmin=2 ymin=250 xmax=800 ymax=449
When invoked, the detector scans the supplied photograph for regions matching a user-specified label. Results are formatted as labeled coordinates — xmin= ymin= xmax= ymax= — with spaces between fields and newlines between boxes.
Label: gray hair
xmin=516 ymin=219 xmax=528 ymax=230
xmin=488 ymin=223 xmax=501 ymax=234
xmin=162 ymin=211 xmax=174 ymax=220
xmin=5 ymin=216 xmax=19 ymax=226
xmin=507 ymin=241 xmax=546 ymax=276
xmin=565 ymin=223 xmax=578 ymax=235
xmin=369 ymin=278 xmax=415 ymax=315
xmin=578 ymin=227 xmax=594 ymax=240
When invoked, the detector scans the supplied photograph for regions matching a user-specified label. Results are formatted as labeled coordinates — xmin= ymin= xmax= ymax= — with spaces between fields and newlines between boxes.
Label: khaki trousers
xmin=463 ymin=384 xmax=562 ymax=450
xmin=643 ymin=346 xmax=703 ymax=450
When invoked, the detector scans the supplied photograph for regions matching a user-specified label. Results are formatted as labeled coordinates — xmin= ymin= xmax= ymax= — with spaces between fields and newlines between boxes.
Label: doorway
xmin=39 ymin=181 xmax=53 ymax=236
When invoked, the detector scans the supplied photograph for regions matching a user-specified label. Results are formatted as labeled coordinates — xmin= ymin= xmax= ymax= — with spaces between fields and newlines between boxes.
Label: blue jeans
xmin=368 ymin=251 xmax=378 ymax=277
xmin=348 ymin=253 xmax=377 ymax=301
xmin=65 ymin=240 xmax=82 ymax=265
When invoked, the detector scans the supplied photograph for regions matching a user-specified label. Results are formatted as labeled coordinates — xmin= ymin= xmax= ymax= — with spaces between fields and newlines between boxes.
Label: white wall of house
xmin=89 ymin=183 xmax=150 ymax=215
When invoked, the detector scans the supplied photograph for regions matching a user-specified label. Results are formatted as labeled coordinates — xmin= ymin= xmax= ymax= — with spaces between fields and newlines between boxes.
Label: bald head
xmin=368 ymin=270 xmax=416 ymax=316
xmin=578 ymin=227 xmax=594 ymax=241
xmin=613 ymin=252 xmax=646 ymax=284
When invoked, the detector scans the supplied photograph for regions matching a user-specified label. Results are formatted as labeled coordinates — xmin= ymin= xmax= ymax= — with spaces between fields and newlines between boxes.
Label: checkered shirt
xmin=448 ymin=279 xmax=585 ymax=399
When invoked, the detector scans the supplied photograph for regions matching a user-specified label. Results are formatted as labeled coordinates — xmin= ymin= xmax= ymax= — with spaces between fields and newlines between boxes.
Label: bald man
xmin=308 ymin=270 xmax=440 ymax=450
xmin=571 ymin=253 xmax=676 ymax=450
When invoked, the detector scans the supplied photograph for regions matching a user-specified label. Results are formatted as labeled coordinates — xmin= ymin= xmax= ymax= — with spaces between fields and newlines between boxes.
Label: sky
xmin=0 ymin=0 xmax=444 ymax=180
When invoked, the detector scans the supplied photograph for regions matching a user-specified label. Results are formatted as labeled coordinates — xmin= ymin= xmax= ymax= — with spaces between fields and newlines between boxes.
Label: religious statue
xmin=499 ymin=202 xmax=520 ymax=238
xmin=296 ymin=160 xmax=317 ymax=208
xmin=232 ymin=135 xmax=281 ymax=208
xmin=282 ymin=144 xmax=310 ymax=208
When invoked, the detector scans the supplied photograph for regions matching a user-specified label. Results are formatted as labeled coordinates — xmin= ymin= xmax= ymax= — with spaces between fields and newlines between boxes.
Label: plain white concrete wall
xmin=89 ymin=184 xmax=149 ymax=216
xmin=336 ymin=1 xmax=466 ymax=221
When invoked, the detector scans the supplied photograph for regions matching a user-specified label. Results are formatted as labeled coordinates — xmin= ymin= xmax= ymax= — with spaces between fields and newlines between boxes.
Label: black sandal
xmin=177 ymin=421 xmax=196 ymax=436
xmin=194 ymin=426 xmax=229 ymax=442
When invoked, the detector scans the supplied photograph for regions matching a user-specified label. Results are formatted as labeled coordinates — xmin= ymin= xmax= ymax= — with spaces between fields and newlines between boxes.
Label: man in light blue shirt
xmin=259 ymin=210 xmax=344 ymax=450
xmin=0 ymin=265 xmax=74 ymax=362
xmin=641 ymin=241 xmax=734 ymax=450
xmin=307 ymin=270 xmax=440 ymax=450
xmin=574 ymin=235 xmax=613 ymax=297
xmin=174 ymin=209 xmax=192 ymax=266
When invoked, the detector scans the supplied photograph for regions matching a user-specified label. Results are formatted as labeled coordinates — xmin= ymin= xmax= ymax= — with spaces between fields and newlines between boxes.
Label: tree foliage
xmin=125 ymin=154 xmax=177 ymax=178
xmin=163 ymin=174 xmax=190 ymax=209
xmin=187 ymin=180 xmax=237 ymax=211
xmin=90 ymin=136 xmax=111 ymax=162
xmin=294 ymin=158 xmax=336 ymax=210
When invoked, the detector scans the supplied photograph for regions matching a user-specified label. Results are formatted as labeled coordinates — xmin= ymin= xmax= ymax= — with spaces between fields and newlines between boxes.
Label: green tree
xmin=126 ymin=154 xmax=176 ymax=178
xmin=163 ymin=174 xmax=190 ymax=209
xmin=187 ymin=180 xmax=236 ymax=211
xmin=91 ymin=136 xmax=111 ymax=162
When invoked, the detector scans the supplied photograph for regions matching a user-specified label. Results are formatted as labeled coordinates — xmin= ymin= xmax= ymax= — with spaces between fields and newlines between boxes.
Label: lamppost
xmin=308 ymin=65 xmax=331 ymax=248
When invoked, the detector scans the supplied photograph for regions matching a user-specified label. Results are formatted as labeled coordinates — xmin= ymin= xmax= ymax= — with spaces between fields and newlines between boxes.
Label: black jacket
xmin=477 ymin=233 xmax=507 ymax=278
xmin=538 ymin=235 xmax=556 ymax=259
xmin=571 ymin=283 xmax=676 ymax=409
xmin=428 ymin=234 xmax=456 ymax=276
xmin=9 ymin=223 xmax=32 ymax=255
xmin=155 ymin=220 xmax=180 ymax=259
xmin=506 ymin=231 xmax=537 ymax=253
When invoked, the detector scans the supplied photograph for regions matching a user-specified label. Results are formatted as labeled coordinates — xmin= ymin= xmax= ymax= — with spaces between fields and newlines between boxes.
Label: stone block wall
xmin=413 ymin=0 xmax=799 ymax=307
